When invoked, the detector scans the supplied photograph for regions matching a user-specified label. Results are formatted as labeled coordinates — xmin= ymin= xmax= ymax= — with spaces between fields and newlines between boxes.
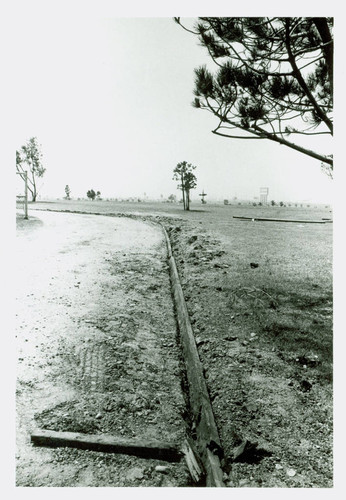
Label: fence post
xmin=24 ymin=171 xmax=28 ymax=219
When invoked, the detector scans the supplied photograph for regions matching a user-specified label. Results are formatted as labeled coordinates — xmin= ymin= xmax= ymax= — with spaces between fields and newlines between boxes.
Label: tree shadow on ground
xmin=16 ymin=215 xmax=44 ymax=231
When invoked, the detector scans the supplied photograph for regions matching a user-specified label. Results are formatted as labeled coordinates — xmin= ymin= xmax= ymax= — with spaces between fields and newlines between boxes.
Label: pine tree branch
xmin=253 ymin=123 xmax=333 ymax=165
xmin=284 ymin=19 xmax=333 ymax=134
xmin=212 ymin=129 xmax=264 ymax=139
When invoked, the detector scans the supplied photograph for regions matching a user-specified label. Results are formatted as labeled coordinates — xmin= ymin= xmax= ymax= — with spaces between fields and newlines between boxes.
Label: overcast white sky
xmin=9 ymin=2 xmax=334 ymax=203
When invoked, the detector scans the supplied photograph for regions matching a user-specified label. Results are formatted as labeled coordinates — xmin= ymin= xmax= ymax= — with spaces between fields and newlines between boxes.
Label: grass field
xmin=29 ymin=197 xmax=331 ymax=220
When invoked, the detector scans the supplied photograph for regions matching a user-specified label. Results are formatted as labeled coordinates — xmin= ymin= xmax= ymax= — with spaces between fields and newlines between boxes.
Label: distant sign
xmin=260 ymin=187 xmax=269 ymax=204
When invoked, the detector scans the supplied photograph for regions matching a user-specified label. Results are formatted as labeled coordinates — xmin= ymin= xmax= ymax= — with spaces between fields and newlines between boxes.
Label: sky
xmin=9 ymin=4 xmax=335 ymax=204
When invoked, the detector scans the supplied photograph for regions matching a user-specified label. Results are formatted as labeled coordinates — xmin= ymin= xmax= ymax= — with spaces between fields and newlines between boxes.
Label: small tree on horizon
xmin=16 ymin=137 xmax=46 ymax=202
xmin=64 ymin=185 xmax=71 ymax=200
xmin=173 ymin=161 xmax=197 ymax=211
xmin=87 ymin=189 xmax=96 ymax=201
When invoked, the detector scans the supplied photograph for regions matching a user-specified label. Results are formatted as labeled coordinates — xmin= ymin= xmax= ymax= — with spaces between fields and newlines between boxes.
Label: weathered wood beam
xmin=31 ymin=429 xmax=182 ymax=462
xmin=181 ymin=438 xmax=205 ymax=484
xmin=233 ymin=216 xmax=328 ymax=223
xmin=161 ymin=225 xmax=225 ymax=487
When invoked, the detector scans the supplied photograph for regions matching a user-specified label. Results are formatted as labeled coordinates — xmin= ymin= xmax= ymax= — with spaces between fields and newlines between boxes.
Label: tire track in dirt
xmin=77 ymin=343 xmax=106 ymax=393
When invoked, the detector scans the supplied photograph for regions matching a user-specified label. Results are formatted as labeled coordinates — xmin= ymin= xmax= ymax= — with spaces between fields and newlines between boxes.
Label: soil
xmin=15 ymin=201 xmax=333 ymax=488
xmin=164 ymin=213 xmax=333 ymax=488
xmin=16 ymin=211 xmax=190 ymax=487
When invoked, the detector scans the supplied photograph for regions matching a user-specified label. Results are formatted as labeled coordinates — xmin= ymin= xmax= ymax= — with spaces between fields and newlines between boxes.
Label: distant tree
xmin=279 ymin=201 xmax=285 ymax=206
xmin=173 ymin=161 xmax=197 ymax=211
xmin=175 ymin=17 xmax=333 ymax=175
xmin=64 ymin=185 xmax=71 ymax=200
xmin=168 ymin=194 xmax=177 ymax=203
xmin=87 ymin=189 xmax=96 ymax=201
xmin=16 ymin=137 xmax=46 ymax=202
xmin=271 ymin=200 xmax=276 ymax=206
xmin=96 ymin=191 xmax=101 ymax=200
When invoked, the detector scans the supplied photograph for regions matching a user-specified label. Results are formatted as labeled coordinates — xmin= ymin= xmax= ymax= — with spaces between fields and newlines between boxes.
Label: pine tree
xmin=175 ymin=17 xmax=333 ymax=174
xmin=173 ymin=161 xmax=197 ymax=211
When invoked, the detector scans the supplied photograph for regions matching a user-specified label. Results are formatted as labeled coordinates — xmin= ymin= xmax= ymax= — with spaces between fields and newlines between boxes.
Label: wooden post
xmin=24 ymin=171 xmax=28 ymax=219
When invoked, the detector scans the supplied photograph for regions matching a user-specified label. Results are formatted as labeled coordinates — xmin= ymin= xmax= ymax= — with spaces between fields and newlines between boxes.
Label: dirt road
xmin=15 ymin=211 xmax=190 ymax=486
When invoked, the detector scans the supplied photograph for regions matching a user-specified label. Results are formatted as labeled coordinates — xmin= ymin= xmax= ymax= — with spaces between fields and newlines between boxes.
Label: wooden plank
xmin=181 ymin=438 xmax=204 ymax=484
xmin=161 ymin=225 xmax=225 ymax=487
xmin=205 ymin=449 xmax=225 ymax=487
xmin=169 ymin=256 xmax=222 ymax=451
xmin=31 ymin=429 xmax=182 ymax=462
xmin=233 ymin=216 xmax=327 ymax=223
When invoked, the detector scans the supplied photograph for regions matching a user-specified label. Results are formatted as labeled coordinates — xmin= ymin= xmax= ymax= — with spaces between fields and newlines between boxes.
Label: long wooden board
xmin=233 ymin=216 xmax=329 ymax=223
xmin=31 ymin=429 xmax=182 ymax=462
xmin=161 ymin=225 xmax=225 ymax=487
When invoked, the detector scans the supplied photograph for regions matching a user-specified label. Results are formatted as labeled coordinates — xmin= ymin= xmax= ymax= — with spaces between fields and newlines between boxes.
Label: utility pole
xmin=16 ymin=170 xmax=28 ymax=219
xmin=24 ymin=170 xmax=28 ymax=219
